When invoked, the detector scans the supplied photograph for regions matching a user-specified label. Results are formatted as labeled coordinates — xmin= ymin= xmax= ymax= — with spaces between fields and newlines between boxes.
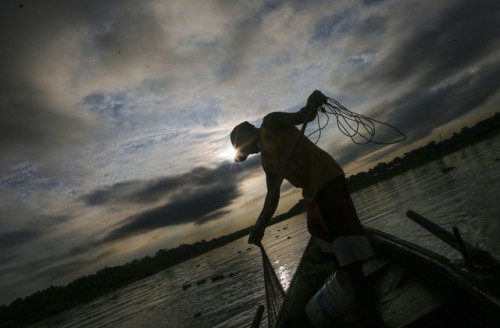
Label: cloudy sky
xmin=1 ymin=0 xmax=499 ymax=305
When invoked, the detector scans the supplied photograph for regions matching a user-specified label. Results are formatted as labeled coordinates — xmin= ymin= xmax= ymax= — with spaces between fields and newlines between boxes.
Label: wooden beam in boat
xmin=406 ymin=210 xmax=500 ymax=275
xmin=406 ymin=210 xmax=466 ymax=251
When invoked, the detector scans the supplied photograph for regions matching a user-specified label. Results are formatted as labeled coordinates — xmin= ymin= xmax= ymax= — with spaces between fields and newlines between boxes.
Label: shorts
xmin=306 ymin=175 xmax=374 ymax=266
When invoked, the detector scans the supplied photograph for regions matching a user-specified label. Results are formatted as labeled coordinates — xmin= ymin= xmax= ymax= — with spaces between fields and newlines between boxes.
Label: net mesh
xmin=260 ymin=245 xmax=285 ymax=327
xmin=306 ymin=97 xmax=407 ymax=145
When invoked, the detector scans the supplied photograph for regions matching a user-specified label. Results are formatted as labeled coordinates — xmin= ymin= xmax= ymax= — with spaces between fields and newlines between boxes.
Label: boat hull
xmin=274 ymin=227 xmax=500 ymax=327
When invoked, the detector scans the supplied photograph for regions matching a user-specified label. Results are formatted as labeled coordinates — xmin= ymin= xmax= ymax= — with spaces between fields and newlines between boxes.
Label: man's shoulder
xmin=261 ymin=122 xmax=299 ymax=134
xmin=262 ymin=111 xmax=300 ymax=130
xmin=261 ymin=113 xmax=276 ymax=130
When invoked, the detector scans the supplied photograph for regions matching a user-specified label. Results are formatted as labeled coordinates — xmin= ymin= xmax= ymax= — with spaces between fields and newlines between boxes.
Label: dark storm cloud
xmin=0 ymin=230 xmax=40 ymax=250
xmin=103 ymin=183 xmax=239 ymax=243
xmin=82 ymin=162 xmax=246 ymax=206
xmin=361 ymin=0 xmax=500 ymax=87
xmin=0 ymin=84 xmax=89 ymax=168
xmin=386 ymin=62 xmax=500 ymax=140
xmin=80 ymin=161 xmax=263 ymax=243
xmin=82 ymin=180 xmax=147 ymax=206
xmin=0 ymin=213 xmax=73 ymax=266
xmin=313 ymin=8 xmax=358 ymax=40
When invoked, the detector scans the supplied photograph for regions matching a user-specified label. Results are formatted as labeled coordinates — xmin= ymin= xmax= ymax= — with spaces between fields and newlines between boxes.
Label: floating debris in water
xmin=441 ymin=166 xmax=456 ymax=173
xmin=193 ymin=312 xmax=201 ymax=318
xmin=182 ymin=273 xmax=235 ymax=291
xmin=211 ymin=274 xmax=224 ymax=282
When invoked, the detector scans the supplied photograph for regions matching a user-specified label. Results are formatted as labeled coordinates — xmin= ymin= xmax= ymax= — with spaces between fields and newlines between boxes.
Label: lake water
xmin=32 ymin=135 xmax=500 ymax=328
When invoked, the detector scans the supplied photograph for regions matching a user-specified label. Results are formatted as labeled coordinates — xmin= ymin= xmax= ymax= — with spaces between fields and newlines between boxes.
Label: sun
xmin=219 ymin=145 xmax=237 ymax=161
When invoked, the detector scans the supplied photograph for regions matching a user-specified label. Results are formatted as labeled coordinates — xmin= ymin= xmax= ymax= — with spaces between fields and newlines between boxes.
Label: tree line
xmin=0 ymin=228 xmax=252 ymax=328
xmin=347 ymin=112 xmax=500 ymax=192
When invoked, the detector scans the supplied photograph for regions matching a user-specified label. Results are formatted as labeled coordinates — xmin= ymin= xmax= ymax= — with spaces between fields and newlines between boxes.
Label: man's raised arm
xmin=262 ymin=90 xmax=328 ymax=130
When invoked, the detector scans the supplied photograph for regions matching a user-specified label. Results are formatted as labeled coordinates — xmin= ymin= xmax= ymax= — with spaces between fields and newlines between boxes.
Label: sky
xmin=1 ymin=0 xmax=499 ymax=305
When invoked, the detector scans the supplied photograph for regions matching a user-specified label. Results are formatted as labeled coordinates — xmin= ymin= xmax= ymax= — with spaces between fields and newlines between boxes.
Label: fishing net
xmin=260 ymin=245 xmax=285 ymax=327
xmin=307 ymin=97 xmax=407 ymax=145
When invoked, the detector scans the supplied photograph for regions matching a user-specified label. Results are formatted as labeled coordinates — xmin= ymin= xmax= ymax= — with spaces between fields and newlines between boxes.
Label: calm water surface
xmin=32 ymin=135 xmax=500 ymax=328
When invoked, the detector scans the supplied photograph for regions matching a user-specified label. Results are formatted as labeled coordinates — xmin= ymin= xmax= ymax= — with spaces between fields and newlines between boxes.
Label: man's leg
xmin=343 ymin=260 xmax=385 ymax=327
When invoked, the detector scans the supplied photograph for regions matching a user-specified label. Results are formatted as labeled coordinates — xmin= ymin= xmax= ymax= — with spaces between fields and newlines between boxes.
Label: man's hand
xmin=307 ymin=90 xmax=328 ymax=111
xmin=248 ymin=220 xmax=265 ymax=245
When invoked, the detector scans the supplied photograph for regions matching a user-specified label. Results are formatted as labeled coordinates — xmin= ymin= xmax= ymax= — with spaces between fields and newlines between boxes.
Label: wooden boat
xmin=259 ymin=211 xmax=500 ymax=328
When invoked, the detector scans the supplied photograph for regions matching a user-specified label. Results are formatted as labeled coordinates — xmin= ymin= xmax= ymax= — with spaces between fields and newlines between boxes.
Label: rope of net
xmin=307 ymin=97 xmax=407 ymax=145
xmin=260 ymin=245 xmax=285 ymax=327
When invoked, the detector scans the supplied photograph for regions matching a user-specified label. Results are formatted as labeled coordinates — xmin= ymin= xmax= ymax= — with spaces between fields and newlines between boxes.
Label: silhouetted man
xmin=230 ymin=90 xmax=381 ymax=325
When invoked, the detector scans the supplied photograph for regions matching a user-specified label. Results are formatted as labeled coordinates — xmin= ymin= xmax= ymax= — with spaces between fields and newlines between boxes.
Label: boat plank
xmin=377 ymin=277 xmax=447 ymax=327
xmin=374 ymin=264 xmax=407 ymax=299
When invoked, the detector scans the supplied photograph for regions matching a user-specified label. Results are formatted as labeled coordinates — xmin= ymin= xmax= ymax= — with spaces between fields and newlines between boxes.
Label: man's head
xmin=230 ymin=121 xmax=260 ymax=162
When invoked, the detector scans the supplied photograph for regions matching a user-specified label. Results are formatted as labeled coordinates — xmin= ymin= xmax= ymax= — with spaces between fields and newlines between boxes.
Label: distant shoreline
xmin=1 ymin=112 xmax=499 ymax=328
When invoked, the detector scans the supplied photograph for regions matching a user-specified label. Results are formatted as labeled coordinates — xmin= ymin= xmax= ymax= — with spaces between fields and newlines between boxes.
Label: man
xmin=230 ymin=90 xmax=379 ymax=325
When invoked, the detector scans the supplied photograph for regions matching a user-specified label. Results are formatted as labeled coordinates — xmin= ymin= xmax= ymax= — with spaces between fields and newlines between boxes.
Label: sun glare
xmin=219 ymin=146 xmax=236 ymax=161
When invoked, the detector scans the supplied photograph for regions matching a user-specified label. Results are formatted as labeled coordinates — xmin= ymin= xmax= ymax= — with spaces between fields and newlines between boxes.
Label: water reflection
xmin=277 ymin=265 xmax=292 ymax=291
xmin=353 ymin=134 xmax=500 ymax=258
